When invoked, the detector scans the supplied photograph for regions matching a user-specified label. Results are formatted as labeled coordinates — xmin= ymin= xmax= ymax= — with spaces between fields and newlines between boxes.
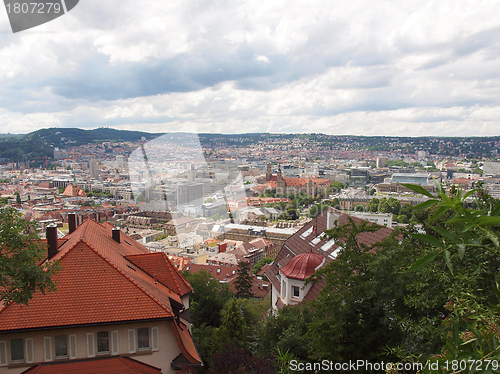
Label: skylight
xmin=328 ymin=246 xmax=343 ymax=260
xmin=321 ymin=238 xmax=335 ymax=252
xmin=310 ymin=236 xmax=322 ymax=246
xmin=300 ymin=226 xmax=314 ymax=239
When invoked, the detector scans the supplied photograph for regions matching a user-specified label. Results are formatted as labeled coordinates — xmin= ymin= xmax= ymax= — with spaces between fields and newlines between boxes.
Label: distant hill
xmin=0 ymin=127 xmax=162 ymax=163
xmin=29 ymin=127 xmax=162 ymax=146
xmin=0 ymin=127 xmax=499 ymax=164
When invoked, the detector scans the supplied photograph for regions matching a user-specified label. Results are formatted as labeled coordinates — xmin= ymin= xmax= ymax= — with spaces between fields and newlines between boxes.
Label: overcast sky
xmin=1 ymin=0 xmax=500 ymax=137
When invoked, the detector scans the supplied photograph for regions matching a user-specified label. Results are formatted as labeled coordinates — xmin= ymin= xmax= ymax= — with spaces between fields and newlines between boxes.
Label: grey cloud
xmin=49 ymin=47 xmax=286 ymax=101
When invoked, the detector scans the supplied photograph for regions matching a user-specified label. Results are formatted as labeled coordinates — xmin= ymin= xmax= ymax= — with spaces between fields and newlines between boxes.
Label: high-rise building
xmin=484 ymin=161 xmax=500 ymax=176
xmin=89 ymin=159 xmax=99 ymax=179
xmin=376 ymin=157 xmax=386 ymax=168
xmin=177 ymin=183 xmax=204 ymax=207
xmin=115 ymin=155 xmax=125 ymax=169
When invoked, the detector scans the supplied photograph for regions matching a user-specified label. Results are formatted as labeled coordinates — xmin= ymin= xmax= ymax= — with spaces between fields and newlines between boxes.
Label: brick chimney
xmin=68 ymin=213 xmax=76 ymax=234
xmin=112 ymin=228 xmax=120 ymax=243
xmin=46 ymin=224 xmax=58 ymax=260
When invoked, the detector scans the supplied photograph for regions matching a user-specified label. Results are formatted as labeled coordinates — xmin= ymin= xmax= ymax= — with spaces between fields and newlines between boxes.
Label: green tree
xmin=387 ymin=197 xmax=401 ymax=215
xmin=329 ymin=181 xmax=345 ymax=193
xmin=15 ymin=191 xmax=21 ymax=204
xmin=368 ymin=198 xmax=379 ymax=212
xmin=184 ymin=269 xmax=232 ymax=327
xmin=399 ymin=203 xmax=413 ymax=221
xmin=252 ymin=257 xmax=273 ymax=275
xmin=221 ymin=298 xmax=247 ymax=341
xmin=255 ymin=304 xmax=312 ymax=361
xmin=235 ymin=261 xmax=254 ymax=298
xmin=325 ymin=197 xmax=340 ymax=208
xmin=0 ymin=206 xmax=59 ymax=304
xmin=401 ymin=183 xmax=500 ymax=370
xmin=305 ymin=217 xmax=409 ymax=363
xmin=378 ymin=197 xmax=390 ymax=213
xmin=394 ymin=214 xmax=408 ymax=223
xmin=284 ymin=208 xmax=298 ymax=220
xmin=135 ymin=194 xmax=147 ymax=203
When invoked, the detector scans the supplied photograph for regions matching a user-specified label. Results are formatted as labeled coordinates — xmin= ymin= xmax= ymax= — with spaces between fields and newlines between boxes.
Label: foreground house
xmin=0 ymin=216 xmax=201 ymax=373
xmin=265 ymin=207 xmax=393 ymax=310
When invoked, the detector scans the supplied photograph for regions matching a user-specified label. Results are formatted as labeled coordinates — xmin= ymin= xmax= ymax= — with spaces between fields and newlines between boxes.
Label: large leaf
xmin=458 ymin=243 xmax=466 ymax=259
xmin=444 ymin=250 xmax=453 ymax=275
xmin=491 ymin=202 xmax=500 ymax=217
xmin=404 ymin=252 xmax=439 ymax=272
xmin=401 ymin=183 xmax=436 ymax=198
xmin=475 ymin=216 xmax=500 ymax=227
xmin=411 ymin=233 xmax=445 ymax=248
xmin=463 ymin=189 xmax=479 ymax=200
xmin=432 ymin=226 xmax=457 ymax=242
xmin=413 ymin=199 xmax=439 ymax=211
xmin=493 ymin=276 xmax=500 ymax=303
xmin=432 ymin=205 xmax=450 ymax=221
xmin=482 ymin=229 xmax=500 ymax=249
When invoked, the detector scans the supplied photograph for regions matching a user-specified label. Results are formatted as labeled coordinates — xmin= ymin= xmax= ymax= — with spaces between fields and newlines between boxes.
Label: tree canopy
xmin=183 ymin=269 xmax=232 ymax=328
xmin=235 ymin=261 xmax=253 ymax=298
xmin=0 ymin=206 xmax=59 ymax=304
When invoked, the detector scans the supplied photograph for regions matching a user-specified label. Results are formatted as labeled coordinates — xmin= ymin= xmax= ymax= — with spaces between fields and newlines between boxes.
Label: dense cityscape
xmin=1 ymin=126 xmax=500 ymax=373
xmin=3 ymin=0 xmax=500 ymax=371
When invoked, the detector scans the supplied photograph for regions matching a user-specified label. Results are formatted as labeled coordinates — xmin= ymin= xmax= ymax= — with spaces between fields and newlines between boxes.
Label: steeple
xmin=266 ymin=163 xmax=272 ymax=181
xmin=277 ymin=163 xmax=285 ymax=191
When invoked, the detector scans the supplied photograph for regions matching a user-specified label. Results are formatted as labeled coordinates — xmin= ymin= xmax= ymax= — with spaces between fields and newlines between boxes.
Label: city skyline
xmin=1 ymin=1 xmax=500 ymax=137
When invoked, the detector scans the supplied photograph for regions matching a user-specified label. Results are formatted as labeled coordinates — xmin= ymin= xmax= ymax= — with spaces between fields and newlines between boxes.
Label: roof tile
xmin=0 ymin=219 xmax=183 ymax=331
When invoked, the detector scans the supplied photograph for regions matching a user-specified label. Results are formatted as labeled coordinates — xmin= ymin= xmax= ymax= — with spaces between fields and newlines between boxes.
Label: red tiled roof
xmin=228 ymin=276 xmax=271 ymax=298
xmin=185 ymin=263 xmax=238 ymax=282
xmin=257 ymin=263 xmax=272 ymax=277
xmin=280 ymin=252 xmax=323 ymax=280
xmin=265 ymin=208 xmax=393 ymax=306
xmin=170 ymin=321 xmax=202 ymax=365
xmin=62 ymin=184 xmax=86 ymax=197
xmin=283 ymin=177 xmax=330 ymax=187
xmin=21 ymin=356 xmax=162 ymax=374
xmin=125 ymin=252 xmax=193 ymax=297
xmin=303 ymin=278 xmax=326 ymax=302
xmin=166 ymin=255 xmax=192 ymax=271
xmin=0 ymin=219 xmax=182 ymax=332
xmin=249 ymin=238 xmax=274 ymax=249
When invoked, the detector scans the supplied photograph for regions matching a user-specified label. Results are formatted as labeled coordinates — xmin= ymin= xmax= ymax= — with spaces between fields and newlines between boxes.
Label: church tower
xmin=266 ymin=163 xmax=272 ymax=181
xmin=277 ymin=164 xmax=285 ymax=192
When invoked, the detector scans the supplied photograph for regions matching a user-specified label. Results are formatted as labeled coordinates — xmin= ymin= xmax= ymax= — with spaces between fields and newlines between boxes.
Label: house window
xmin=137 ymin=328 xmax=149 ymax=350
xmin=292 ymin=286 xmax=300 ymax=298
xmin=1 ymin=340 xmax=7 ymax=366
xmin=10 ymin=339 xmax=24 ymax=362
xmin=54 ymin=335 xmax=68 ymax=357
xmin=97 ymin=332 xmax=110 ymax=354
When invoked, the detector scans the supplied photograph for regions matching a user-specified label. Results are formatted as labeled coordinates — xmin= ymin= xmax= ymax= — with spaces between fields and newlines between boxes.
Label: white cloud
xmin=0 ymin=0 xmax=500 ymax=136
